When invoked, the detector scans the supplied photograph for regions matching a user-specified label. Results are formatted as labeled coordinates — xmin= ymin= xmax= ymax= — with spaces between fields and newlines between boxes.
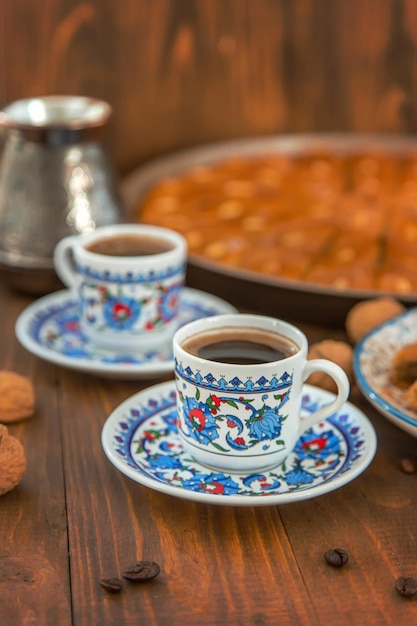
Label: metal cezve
xmin=0 ymin=95 xmax=124 ymax=293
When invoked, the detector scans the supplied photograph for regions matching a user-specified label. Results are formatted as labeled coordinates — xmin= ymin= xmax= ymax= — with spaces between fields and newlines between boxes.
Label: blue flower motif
xmin=103 ymin=296 xmax=141 ymax=330
xmin=57 ymin=314 xmax=80 ymax=335
xmin=285 ymin=467 xmax=315 ymax=486
xmin=158 ymin=284 xmax=181 ymax=322
xmin=62 ymin=344 xmax=90 ymax=358
xmin=183 ymin=396 xmax=219 ymax=445
xmin=146 ymin=454 xmax=182 ymax=470
xmin=161 ymin=409 xmax=178 ymax=430
xmin=294 ymin=429 xmax=340 ymax=461
xmin=182 ymin=473 xmax=240 ymax=495
xmin=247 ymin=405 xmax=283 ymax=442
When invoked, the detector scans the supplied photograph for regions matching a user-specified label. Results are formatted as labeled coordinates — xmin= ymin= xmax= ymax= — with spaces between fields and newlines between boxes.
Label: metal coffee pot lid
xmin=0 ymin=95 xmax=112 ymax=144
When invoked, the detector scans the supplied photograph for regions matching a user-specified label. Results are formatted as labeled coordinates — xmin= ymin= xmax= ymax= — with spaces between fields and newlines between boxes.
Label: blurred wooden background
xmin=1 ymin=0 xmax=417 ymax=176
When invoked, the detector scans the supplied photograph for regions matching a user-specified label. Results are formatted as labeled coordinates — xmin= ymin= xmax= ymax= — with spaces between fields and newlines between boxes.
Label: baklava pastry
xmin=136 ymin=148 xmax=417 ymax=297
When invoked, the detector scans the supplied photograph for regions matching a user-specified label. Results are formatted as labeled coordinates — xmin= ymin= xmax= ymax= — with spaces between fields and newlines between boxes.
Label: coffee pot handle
xmin=53 ymin=236 xmax=79 ymax=289
xmin=299 ymin=359 xmax=350 ymax=434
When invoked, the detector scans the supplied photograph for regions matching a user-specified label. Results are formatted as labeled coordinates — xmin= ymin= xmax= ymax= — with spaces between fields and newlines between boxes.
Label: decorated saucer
xmin=354 ymin=306 xmax=417 ymax=438
xmin=101 ymin=381 xmax=377 ymax=506
xmin=15 ymin=288 xmax=237 ymax=379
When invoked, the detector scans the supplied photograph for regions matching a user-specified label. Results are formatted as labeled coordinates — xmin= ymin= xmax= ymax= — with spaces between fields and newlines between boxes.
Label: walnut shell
xmin=307 ymin=340 xmax=354 ymax=393
xmin=345 ymin=297 xmax=405 ymax=344
xmin=0 ymin=424 xmax=26 ymax=495
xmin=0 ymin=371 xmax=35 ymax=423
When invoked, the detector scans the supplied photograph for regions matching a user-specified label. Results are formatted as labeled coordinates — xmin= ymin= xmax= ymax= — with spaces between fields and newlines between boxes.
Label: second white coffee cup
xmin=54 ymin=223 xmax=187 ymax=350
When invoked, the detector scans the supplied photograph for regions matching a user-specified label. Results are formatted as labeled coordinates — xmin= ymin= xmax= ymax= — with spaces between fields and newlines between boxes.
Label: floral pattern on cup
xmin=157 ymin=284 xmax=182 ymax=323
xmin=80 ymin=280 xmax=182 ymax=334
xmin=178 ymin=386 xmax=292 ymax=453
xmin=101 ymin=293 xmax=142 ymax=329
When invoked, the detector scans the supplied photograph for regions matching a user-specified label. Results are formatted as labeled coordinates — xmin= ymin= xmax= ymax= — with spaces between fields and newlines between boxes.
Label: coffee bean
xmin=324 ymin=548 xmax=349 ymax=567
xmin=399 ymin=457 xmax=416 ymax=474
xmin=99 ymin=577 xmax=123 ymax=593
xmin=395 ymin=576 xmax=417 ymax=598
xmin=122 ymin=560 xmax=160 ymax=582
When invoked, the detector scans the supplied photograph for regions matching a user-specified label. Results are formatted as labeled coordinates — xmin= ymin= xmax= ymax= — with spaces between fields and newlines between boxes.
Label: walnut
xmin=345 ymin=297 xmax=406 ymax=344
xmin=0 ymin=370 xmax=35 ymax=423
xmin=0 ymin=424 xmax=26 ymax=495
xmin=307 ymin=340 xmax=354 ymax=393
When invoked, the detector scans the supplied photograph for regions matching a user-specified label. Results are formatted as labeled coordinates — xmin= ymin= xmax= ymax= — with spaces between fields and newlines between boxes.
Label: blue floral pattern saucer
xmin=101 ymin=381 xmax=377 ymax=506
xmin=15 ymin=288 xmax=237 ymax=379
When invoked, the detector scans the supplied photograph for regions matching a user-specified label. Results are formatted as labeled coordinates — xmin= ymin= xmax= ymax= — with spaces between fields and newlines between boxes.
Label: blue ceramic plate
xmin=15 ymin=288 xmax=237 ymax=379
xmin=354 ymin=307 xmax=417 ymax=438
xmin=101 ymin=380 xmax=377 ymax=506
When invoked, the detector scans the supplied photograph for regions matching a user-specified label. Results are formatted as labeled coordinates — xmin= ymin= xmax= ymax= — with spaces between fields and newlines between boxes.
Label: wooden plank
xmin=0 ymin=286 xmax=71 ymax=625
xmin=2 ymin=0 xmax=417 ymax=176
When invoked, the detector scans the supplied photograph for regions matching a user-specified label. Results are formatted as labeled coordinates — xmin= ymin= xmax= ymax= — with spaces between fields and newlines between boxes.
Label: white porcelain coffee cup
xmin=173 ymin=313 xmax=350 ymax=473
xmin=54 ymin=223 xmax=187 ymax=350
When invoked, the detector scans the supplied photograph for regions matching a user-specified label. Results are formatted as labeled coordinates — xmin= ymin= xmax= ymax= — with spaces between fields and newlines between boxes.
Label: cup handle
xmin=298 ymin=359 xmax=350 ymax=435
xmin=53 ymin=236 xmax=78 ymax=289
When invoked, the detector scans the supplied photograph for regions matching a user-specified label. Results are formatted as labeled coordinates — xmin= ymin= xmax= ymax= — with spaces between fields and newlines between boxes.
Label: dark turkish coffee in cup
xmin=180 ymin=326 xmax=299 ymax=365
xmin=86 ymin=234 xmax=174 ymax=257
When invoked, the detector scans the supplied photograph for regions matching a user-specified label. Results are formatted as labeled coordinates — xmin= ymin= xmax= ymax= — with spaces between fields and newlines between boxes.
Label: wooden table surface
xmin=1 ymin=278 xmax=417 ymax=626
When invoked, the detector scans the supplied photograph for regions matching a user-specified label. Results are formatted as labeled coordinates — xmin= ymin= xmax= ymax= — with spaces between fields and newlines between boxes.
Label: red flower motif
xmin=201 ymin=482 xmax=225 ymax=494
xmin=65 ymin=320 xmax=80 ymax=332
xmin=211 ymin=395 xmax=221 ymax=408
xmin=168 ymin=293 xmax=178 ymax=309
xmin=302 ymin=436 xmax=326 ymax=451
xmin=112 ymin=302 xmax=132 ymax=320
xmin=190 ymin=408 xmax=206 ymax=431
xmin=234 ymin=437 xmax=245 ymax=445
xmin=227 ymin=419 xmax=236 ymax=428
